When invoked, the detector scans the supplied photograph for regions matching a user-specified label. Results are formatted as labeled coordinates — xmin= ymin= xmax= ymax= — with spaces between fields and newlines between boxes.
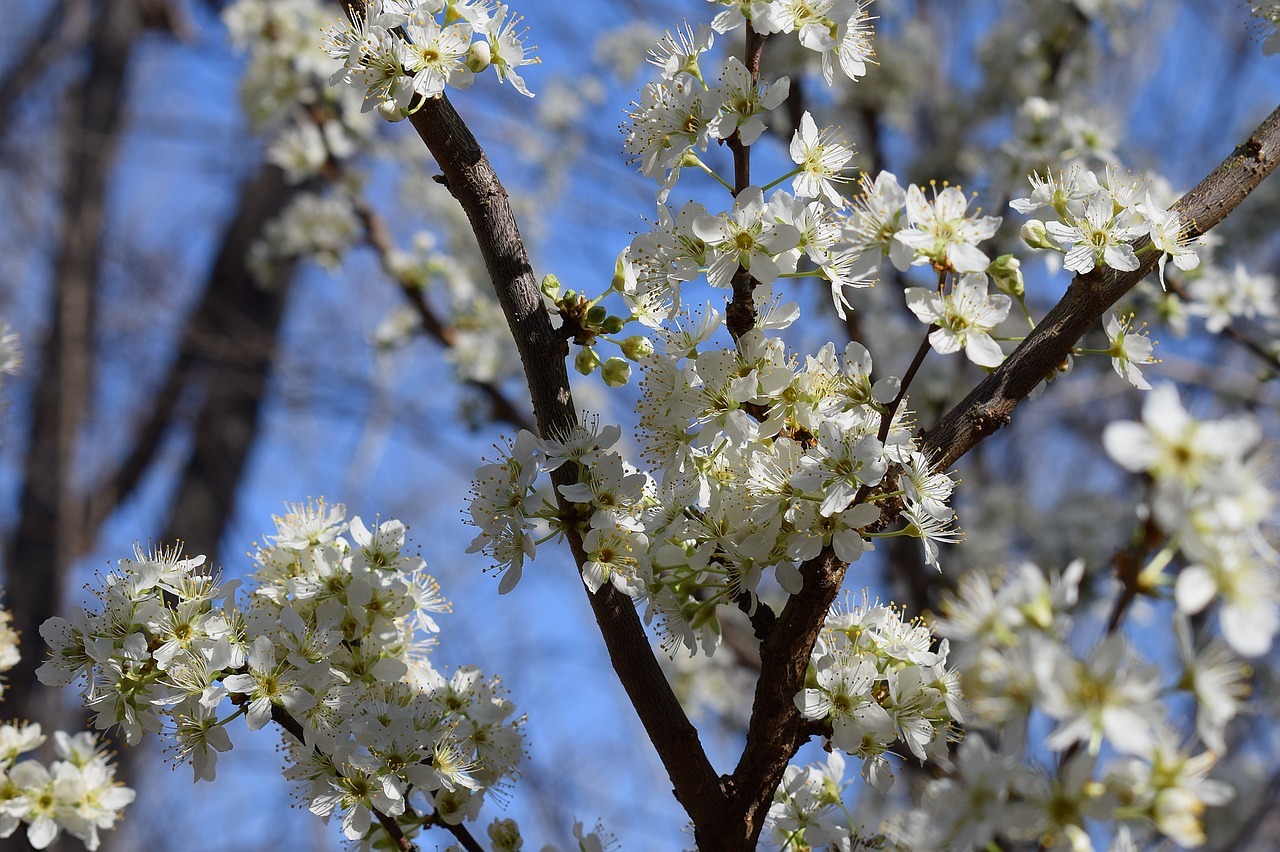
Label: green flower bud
xmin=620 ymin=335 xmax=654 ymax=361
xmin=586 ymin=304 xmax=609 ymax=326
xmin=540 ymin=273 xmax=561 ymax=299
xmin=601 ymin=316 xmax=625 ymax=335
xmin=601 ymin=357 xmax=632 ymax=387
xmin=574 ymin=346 xmax=600 ymax=376
xmin=989 ymin=253 xmax=1024 ymax=297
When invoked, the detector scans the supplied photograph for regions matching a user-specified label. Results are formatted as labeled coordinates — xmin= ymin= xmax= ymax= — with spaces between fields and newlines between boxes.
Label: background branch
xmin=922 ymin=102 xmax=1280 ymax=471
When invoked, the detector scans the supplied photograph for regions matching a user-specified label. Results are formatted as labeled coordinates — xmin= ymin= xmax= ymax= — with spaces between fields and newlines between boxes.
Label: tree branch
xmin=352 ymin=197 xmax=536 ymax=433
xmin=1163 ymin=274 xmax=1280 ymax=374
xmin=405 ymin=93 xmax=725 ymax=827
xmin=922 ymin=102 xmax=1280 ymax=470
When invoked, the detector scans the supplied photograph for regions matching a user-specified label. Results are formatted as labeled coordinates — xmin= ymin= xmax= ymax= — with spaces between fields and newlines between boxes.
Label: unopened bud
xmin=1020 ymin=220 xmax=1054 ymax=250
xmin=540 ymin=273 xmax=561 ymax=299
xmin=574 ymin=346 xmax=600 ymax=376
xmin=611 ymin=249 xmax=637 ymax=293
xmin=377 ymin=100 xmax=408 ymax=122
xmin=466 ymin=40 xmax=492 ymax=73
xmin=620 ymin=335 xmax=654 ymax=361
xmin=601 ymin=316 xmax=625 ymax=335
xmin=586 ymin=304 xmax=608 ymax=326
xmin=601 ymin=357 xmax=632 ymax=387
xmin=989 ymin=253 xmax=1024 ymax=297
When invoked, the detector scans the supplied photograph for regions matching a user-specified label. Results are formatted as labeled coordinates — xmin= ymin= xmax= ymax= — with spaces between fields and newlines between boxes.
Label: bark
xmin=2 ymin=0 xmax=140 ymax=725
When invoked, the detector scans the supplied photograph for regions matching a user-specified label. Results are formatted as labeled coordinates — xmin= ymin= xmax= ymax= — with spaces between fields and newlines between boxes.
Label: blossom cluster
xmin=1013 ymin=163 xmax=1200 ymax=282
xmin=794 ymin=596 xmax=961 ymax=792
xmin=39 ymin=502 xmax=524 ymax=845
xmin=617 ymin=168 xmax=1016 ymax=363
xmin=1104 ymin=384 xmax=1279 ymax=657
xmin=882 ymin=555 xmax=1245 ymax=850
xmin=0 ymin=605 xmax=133 ymax=851
xmin=706 ymin=0 xmax=874 ymax=86
xmin=762 ymin=751 xmax=858 ymax=848
xmin=467 ymin=329 xmax=964 ymax=656
xmin=249 ymin=192 xmax=362 ymax=282
xmin=324 ymin=0 xmax=538 ymax=118
xmin=0 ymin=724 xmax=135 ymax=851
xmin=225 ymin=0 xmax=526 ymax=393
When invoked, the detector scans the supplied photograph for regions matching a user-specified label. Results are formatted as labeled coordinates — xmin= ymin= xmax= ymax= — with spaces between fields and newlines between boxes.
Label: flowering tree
xmin=5 ymin=0 xmax=1280 ymax=850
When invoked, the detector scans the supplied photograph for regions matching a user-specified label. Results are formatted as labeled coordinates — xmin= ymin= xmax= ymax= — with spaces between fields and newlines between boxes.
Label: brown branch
xmin=921 ymin=101 xmax=1280 ymax=471
xmin=405 ymin=93 xmax=725 ymax=828
xmin=719 ymin=546 xmax=848 ymax=849
xmin=84 ymin=164 xmax=299 ymax=551
xmin=352 ymin=198 xmax=536 ymax=433
xmin=723 ymin=26 xmax=769 ymax=342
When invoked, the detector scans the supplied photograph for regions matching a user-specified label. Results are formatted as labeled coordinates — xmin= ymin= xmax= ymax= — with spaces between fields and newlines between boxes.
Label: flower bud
xmin=574 ymin=346 xmax=600 ymax=375
xmin=586 ymin=304 xmax=609 ymax=326
xmin=989 ymin=253 xmax=1024 ymax=297
xmin=466 ymin=40 xmax=492 ymax=73
xmin=377 ymin=100 xmax=408 ymax=122
xmin=540 ymin=273 xmax=561 ymax=299
xmin=601 ymin=315 xmax=625 ymax=335
xmin=620 ymin=335 xmax=654 ymax=361
xmin=1020 ymin=220 xmax=1054 ymax=250
xmin=611 ymin=249 xmax=637 ymax=293
xmin=601 ymin=357 xmax=632 ymax=387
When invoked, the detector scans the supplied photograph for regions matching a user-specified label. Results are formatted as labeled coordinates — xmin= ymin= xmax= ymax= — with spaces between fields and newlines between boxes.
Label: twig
xmin=352 ymin=197 xmax=537 ymax=432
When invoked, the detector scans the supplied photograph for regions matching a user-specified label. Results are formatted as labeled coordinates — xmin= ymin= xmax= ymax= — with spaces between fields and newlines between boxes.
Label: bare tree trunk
xmin=1 ymin=0 xmax=140 ymax=726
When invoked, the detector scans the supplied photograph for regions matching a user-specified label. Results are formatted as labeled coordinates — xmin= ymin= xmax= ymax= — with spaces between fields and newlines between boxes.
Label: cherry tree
xmin=4 ymin=1 xmax=1280 ymax=850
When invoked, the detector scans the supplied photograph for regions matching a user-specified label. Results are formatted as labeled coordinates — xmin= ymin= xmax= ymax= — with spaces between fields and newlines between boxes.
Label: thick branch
xmin=405 ymin=94 xmax=725 ymax=826
xmin=720 ymin=547 xmax=848 ymax=849
xmin=86 ymin=164 xmax=298 ymax=552
xmin=922 ymin=102 xmax=1280 ymax=470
